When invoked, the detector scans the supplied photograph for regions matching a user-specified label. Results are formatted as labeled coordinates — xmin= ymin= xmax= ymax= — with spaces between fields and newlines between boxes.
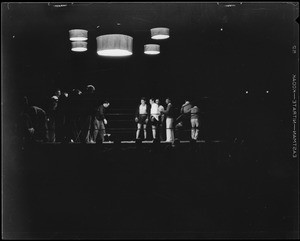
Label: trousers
xmin=92 ymin=118 xmax=106 ymax=142
xmin=166 ymin=117 xmax=174 ymax=142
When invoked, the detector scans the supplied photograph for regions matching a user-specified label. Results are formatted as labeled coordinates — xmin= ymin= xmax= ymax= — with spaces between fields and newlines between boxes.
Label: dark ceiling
xmin=2 ymin=2 xmax=298 ymax=108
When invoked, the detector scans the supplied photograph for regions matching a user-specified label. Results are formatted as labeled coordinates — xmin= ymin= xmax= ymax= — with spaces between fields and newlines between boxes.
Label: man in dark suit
xmin=161 ymin=98 xmax=175 ymax=142
xmin=19 ymin=96 xmax=47 ymax=142
xmin=92 ymin=100 xmax=110 ymax=143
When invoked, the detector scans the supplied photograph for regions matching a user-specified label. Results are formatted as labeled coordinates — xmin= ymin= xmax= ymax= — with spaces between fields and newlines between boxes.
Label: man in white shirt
xmin=149 ymin=98 xmax=160 ymax=140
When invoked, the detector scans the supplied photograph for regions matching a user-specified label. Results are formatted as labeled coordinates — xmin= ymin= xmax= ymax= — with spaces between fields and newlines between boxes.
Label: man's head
xmin=165 ymin=98 xmax=171 ymax=104
xmin=140 ymin=97 xmax=146 ymax=105
xmin=55 ymin=89 xmax=61 ymax=97
xmin=149 ymin=98 xmax=155 ymax=104
xmin=22 ymin=96 xmax=29 ymax=109
xmin=103 ymin=101 xmax=110 ymax=108
xmin=155 ymin=99 xmax=160 ymax=105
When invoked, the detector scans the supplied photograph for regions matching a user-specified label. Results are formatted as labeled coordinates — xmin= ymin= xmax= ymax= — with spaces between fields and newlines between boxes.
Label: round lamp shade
xmin=96 ymin=34 xmax=133 ymax=56
xmin=69 ymin=29 xmax=88 ymax=41
xmin=151 ymin=27 xmax=170 ymax=40
xmin=144 ymin=44 xmax=160 ymax=55
xmin=71 ymin=41 xmax=87 ymax=52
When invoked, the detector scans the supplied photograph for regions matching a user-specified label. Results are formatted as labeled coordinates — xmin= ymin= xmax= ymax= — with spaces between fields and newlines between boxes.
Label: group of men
xmin=135 ymin=97 xmax=201 ymax=142
xmin=18 ymin=85 xmax=201 ymax=144
xmin=19 ymin=85 xmax=110 ymax=144
xmin=47 ymin=85 xmax=110 ymax=143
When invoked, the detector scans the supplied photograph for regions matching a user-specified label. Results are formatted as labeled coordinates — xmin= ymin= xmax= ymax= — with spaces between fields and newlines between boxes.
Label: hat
xmin=86 ymin=85 xmax=95 ymax=91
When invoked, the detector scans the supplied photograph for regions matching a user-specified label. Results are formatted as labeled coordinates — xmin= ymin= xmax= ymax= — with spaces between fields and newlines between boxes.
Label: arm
xmin=99 ymin=105 xmax=108 ymax=124
xmin=135 ymin=105 xmax=139 ymax=122
xmin=135 ymin=105 xmax=139 ymax=118
xmin=186 ymin=108 xmax=192 ymax=113
xmin=182 ymin=103 xmax=192 ymax=114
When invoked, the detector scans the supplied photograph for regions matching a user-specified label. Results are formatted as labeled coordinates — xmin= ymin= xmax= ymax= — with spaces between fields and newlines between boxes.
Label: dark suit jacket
xmin=95 ymin=105 xmax=105 ymax=121
xmin=163 ymin=103 xmax=174 ymax=118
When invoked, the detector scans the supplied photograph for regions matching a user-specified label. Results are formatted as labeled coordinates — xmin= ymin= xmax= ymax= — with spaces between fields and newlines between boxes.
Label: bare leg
xmin=136 ymin=123 xmax=141 ymax=139
xmin=191 ymin=119 xmax=195 ymax=139
xmin=143 ymin=124 xmax=147 ymax=140
xmin=194 ymin=119 xmax=199 ymax=140
xmin=152 ymin=125 xmax=156 ymax=139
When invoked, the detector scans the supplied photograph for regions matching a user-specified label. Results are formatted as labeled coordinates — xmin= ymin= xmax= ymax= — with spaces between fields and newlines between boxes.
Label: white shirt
xmin=150 ymin=103 xmax=159 ymax=120
xmin=139 ymin=104 xmax=147 ymax=114
xmin=158 ymin=105 xmax=164 ymax=114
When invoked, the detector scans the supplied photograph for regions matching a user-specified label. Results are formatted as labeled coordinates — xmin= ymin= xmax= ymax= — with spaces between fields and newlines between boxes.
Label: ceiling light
xmin=71 ymin=41 xmax=87 ymax=52
xmin=69 ymin=29 xmax=88 ymax=41
xmin=96 ymin=34 xmax=133 ymax=57
xmin=151 ymin=27 xmax=170 ymax=40
xmin=144 ymin=44 xmax=160 ymax=55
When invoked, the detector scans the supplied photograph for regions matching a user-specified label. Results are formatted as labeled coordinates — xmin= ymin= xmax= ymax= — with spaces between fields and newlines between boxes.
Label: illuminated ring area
xmin=97 ymin=49 xmax=132 ymax=56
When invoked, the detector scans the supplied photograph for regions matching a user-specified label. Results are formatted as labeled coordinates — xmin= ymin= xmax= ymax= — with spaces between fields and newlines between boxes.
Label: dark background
xmin=1 ymin=3 xmax=296 ymax=96
xmin=2 ymin=2 xmax=299 ymax=239
xmin=2 ymin=2 xmax=298 ymax=140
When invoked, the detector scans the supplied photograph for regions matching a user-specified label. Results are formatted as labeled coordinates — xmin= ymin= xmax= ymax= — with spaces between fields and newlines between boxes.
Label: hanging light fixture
xmin=144 ymin=44 xmax=160 ymax=55
xmin=71 ymin=41 xmax=87 ymax=52
xmin=151 ymin=27 xmax=170 ymax=40
xmin=69 ymin=29 xmax=88 ymax=41
xmin=96 ymin=34 xmax=133 ymax=56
